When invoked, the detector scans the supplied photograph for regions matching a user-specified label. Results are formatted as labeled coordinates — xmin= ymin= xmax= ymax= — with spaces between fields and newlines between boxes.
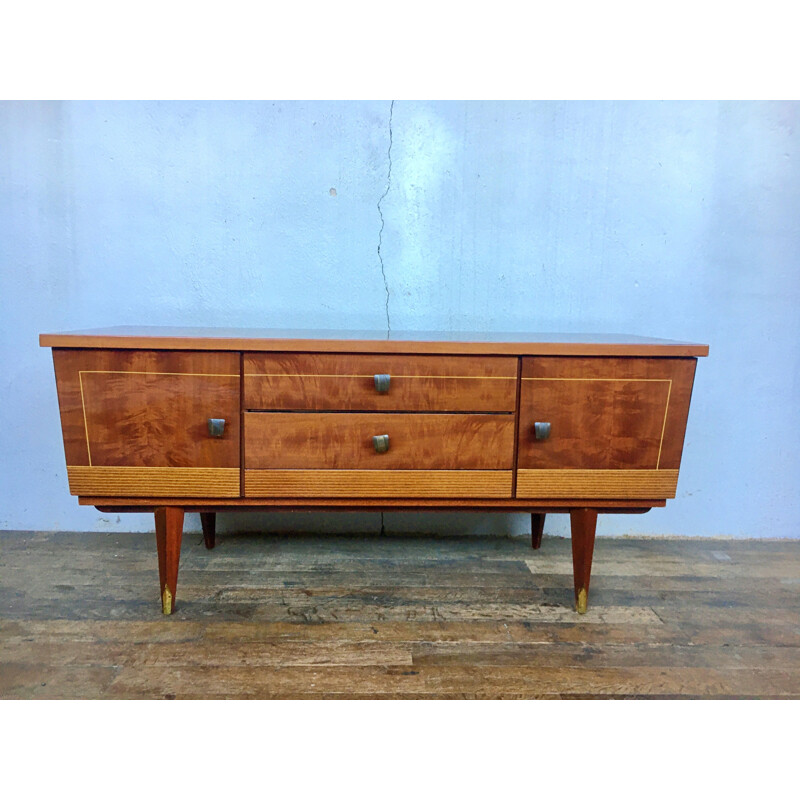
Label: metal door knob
xmin=208 ymin=418 xmax=226 ymax=437
xmin=374 ymin=374 xmax=391 ymax=393
xmin=534 ymin=422 xmax=551 ymax=440
xmin=373 ymin=434 xmax=390 ymax=453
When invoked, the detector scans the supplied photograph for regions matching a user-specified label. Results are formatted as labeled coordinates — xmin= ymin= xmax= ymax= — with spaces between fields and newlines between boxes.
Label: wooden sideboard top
xmin=40 ymin=326 xmax=709 ymax=357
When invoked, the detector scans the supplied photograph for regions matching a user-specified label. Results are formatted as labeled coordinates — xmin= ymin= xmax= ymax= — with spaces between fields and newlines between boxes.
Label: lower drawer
xmin=244 ymin=412 xmax=515 ymax=470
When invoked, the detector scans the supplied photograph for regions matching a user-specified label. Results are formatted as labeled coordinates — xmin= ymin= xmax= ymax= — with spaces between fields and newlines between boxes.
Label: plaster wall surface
xmin=1 ymin=100 xmax=798 ymax=537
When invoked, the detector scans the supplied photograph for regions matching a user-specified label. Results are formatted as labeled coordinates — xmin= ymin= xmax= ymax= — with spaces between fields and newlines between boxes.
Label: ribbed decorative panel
xmin=516 ymin=469 xmax=679 ymax=499
xmin=245 ymin=470 xmax=513 ymax=498
xmin=67 ymin=467 xmax=240 ymax=497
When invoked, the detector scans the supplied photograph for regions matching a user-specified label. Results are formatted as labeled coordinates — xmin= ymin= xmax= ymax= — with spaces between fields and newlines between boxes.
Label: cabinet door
xmin=52 ymin=349 xmax=240 ymax=497
xmin=516 ymin=357 xmax=697 ymax=499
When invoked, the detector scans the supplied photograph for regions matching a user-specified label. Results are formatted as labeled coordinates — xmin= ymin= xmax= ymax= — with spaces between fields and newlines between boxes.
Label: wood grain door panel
xmin=244 ymin=412 xmax=515 ymax=470
xmin=52 ymin=349 xmax=241 ymax=472
xmin=244 ymin=353 xmax=518 ymax=411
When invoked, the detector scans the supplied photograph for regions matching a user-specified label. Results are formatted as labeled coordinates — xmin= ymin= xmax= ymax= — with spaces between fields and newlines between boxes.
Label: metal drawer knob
xmin=534 ymin=422 xmax=551 ymax=440
xmin=373 ymin=434 xmax=390 ymax=453
xmin=208 ymin=418 xmax=226 ymax=438
xmin=374 ymin=374 xmax=391 ymax=393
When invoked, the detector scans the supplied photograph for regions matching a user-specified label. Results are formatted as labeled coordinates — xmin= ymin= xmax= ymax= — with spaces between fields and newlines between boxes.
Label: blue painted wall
xmin=1 ymin=100 xmax=798 ymax=538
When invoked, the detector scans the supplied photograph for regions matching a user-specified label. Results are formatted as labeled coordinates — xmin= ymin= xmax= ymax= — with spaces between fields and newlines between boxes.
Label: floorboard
xmin=1 ymin=530 xmax=799 ymax=699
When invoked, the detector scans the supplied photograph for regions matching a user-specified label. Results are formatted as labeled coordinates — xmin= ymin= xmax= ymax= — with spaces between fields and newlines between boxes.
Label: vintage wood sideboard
xmin=40 ymin=327 xmax=708 ymax=615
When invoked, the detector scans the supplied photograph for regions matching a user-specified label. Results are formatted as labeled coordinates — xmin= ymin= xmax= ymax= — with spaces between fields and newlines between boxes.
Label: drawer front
xmin=245 ymin=412 xmax=515 ymax=470
xmin=52 ymin=349 xmax=240 ymax=497
xmin=516 ymin=356 xmax=696 ymax=499
xmin=244 ymin=353 xmax=518 ymax=412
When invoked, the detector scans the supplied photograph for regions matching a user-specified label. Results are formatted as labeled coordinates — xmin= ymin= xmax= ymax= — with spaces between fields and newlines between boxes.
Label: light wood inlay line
xmin=78 ymin=371 xmax=92 ymax=466
xmin=77 ymin=370 xmax=240 ymax=466
xmin=524 ymin=377 xmax=673 ymax=470
xmin=656 ymin=380 xmax=673 ymax=470
xmin=245 ymin=374 xmax=517 ymax=380
xmin=67 ymin=467 xmax=240 ymax=498
xmin=516 ymin=469 xmax=679 ymax=499
xmin=78 ymin=371 xmax=240 ymax=377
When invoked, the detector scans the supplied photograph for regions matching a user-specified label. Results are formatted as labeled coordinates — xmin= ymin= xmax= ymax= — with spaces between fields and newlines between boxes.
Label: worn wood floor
xmin=1 ymin=528 xmax=799 ymax=699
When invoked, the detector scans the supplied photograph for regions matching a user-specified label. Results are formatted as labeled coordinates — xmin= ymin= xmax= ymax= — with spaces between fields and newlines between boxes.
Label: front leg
xmin=570 ymin=508 xmax=598 ymax=614
xmin=155 ymin=506 xmax=184 ymax=614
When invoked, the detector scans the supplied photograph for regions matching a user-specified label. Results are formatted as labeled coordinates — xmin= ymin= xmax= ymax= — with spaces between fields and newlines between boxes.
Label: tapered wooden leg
xmin=200 ymin=512 xmax=216 ymax=550
xmin=531 ymin=513 xmax=545 ymax=549
xmin=570 ymin=508 xmax=598 ymax=614
xmin=155 ymin=506 xmax=184 ymax=615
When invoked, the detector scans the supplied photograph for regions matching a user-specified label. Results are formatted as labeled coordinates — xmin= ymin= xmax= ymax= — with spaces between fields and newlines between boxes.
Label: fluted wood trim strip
xmin=246 ymin=470 xmax=513 ymax=498
xmin=516 ymin=469 xmax=679 ymax=499
xmin=67 ymin=467 xmax=240 ymax=497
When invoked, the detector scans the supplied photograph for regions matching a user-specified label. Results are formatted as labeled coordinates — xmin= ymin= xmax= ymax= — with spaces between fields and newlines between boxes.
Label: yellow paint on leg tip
xmin=576 ymin=588 xmax=588 ymax=614
xmin=161 ymin=586 xmax=173 ymax=615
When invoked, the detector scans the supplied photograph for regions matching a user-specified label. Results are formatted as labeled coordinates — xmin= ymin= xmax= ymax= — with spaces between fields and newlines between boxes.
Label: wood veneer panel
xmin=40 ymin=327 xmax=710 ymax=357
xmin=52 ymin=349 xmax=240 ymax=469
xmin=67 ymin=467 xmax=240 ymax=498
xmin=244 ymin=412 xmax=515 ymax=470
xmin=244 ymin=353 xmax=517 ymax=411
xmin=245 ymin=470 xmax=513 ymax=498
xmin=518 ymin=357 xmax=696 ymax=471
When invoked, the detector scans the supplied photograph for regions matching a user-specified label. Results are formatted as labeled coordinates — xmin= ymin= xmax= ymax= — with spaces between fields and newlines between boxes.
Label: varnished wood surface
xmin=40 ymin=327 xmax=710 ymax=357
xmin=52 ymin=349 xmax=240 ymax=470
xmin=245 ymin=470 xmax=514 ymax=498
xmin=244 ymin=412 xmax=515 ymax=470
xmin=518 ymin=357 xmax=697 ymax=471
xmin=570 ymin=509 xmax=598 ymax=612
xmin=154 ymin=507 xmax=184 ymax=614
xmin=244 ymin=353 xmax=518 ymax=411
xmin=1 ymin=530 xmax=796 ymax=699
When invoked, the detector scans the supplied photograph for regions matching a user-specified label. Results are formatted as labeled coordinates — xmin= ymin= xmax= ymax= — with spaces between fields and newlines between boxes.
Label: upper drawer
xmin=244 ymin=412 xmax=515 ymax=470
xmin=244 ymin=353 xmax=518 ymax=411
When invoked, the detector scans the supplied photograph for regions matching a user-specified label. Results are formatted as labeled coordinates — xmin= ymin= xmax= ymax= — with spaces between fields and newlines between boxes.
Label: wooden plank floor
xmin=2 ymin=529 xmax=799 ymax=698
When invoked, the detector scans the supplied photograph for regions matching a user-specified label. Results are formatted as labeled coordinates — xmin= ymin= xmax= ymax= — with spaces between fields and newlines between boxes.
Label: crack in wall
xmin=376 ymin=100 xmax=394 ymax=339
xmin=376 ymin=101 xmax=394 ymax=538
